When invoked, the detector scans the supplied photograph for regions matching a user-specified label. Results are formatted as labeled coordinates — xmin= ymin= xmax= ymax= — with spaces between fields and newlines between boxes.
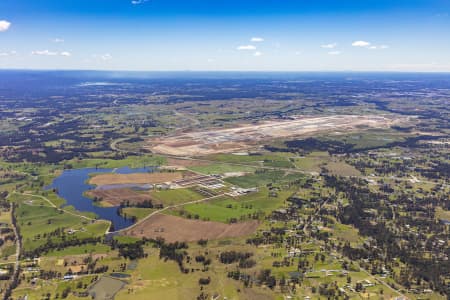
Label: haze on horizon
xmin=1 ymin=0 xmax=450 ymax=72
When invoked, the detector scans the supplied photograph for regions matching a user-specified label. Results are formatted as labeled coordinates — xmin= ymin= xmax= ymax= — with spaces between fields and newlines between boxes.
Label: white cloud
xmin=51 ymin=38 xmax=65 ymax=43
xmin=352 ymin=40 xmax=371 ymax=47
xmin=0 ymin=50 xmax=17 ymax=57
xmin=101 ymin=53 xmax=112 ymax=61
xmin=321 ymin=43 xmax=337 ymax=49
xmin=131 ymin=0 xmax=149 ymax=4
xmin=368 ymin=44 xmax=389 ymax=50
xmin=328 ymin=51 xmax=341 ymax=55
xmin=253 ymin=51 xmax=263 ymax=57
xmin=237 ymin=45 xmax=256 ymax=50
xmin=32 ymin=50 xmax=58 ymax=56
xmin=0 ymin=20 xmax=11 ymax=32
xmin=251 ymin=37 xmax=264 ymax=42
xmin=31 ymin=50 xmax=71 ymax=57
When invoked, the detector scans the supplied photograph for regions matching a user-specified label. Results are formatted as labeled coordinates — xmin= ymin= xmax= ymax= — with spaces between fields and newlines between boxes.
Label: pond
xmin=110 ymin=272 xmax=131 ymax=278
xmin=46 ymin=166 xmax=155 ymax=231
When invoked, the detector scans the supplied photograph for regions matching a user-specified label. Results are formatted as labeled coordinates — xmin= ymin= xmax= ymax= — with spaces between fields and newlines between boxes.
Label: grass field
xmin=121 ymin=207 xmax=156 ymax=221
xmin=293 ymin=151 xmax=361 ymax=176
xmin=188 ymin=163 xmax=256 ymax=175
xmin=10 ymin=193 xmax=109 ymax=252
xmin=331 ymin=222 xmax=364 ymax=245
xmin=206 ymin=152 xmax=293 ymax=167
xmin=436 ymin=207 xmax=450 ymax=221
xmin=225 ymin=170 xmax=305 ymax=188
xmin=326 ymin=161 xmax=361 ymax=176
xmin=12 ymin=274 xmax=100 ymax=300
xmin=114 ymin=242 xmax=274 ymax=300
xmin=321 ymin=130 xmax=407 ymax=150
xmin=149 ymin=188 xmax=205 ymax=206
xmin=293 ymin=152 xmax=328 ymax=172
xmin=45 ymin=244 xmax=112 ymax=257
xmin=167 ymin=188 xmax=293 ymax=223
xmin=66 ymin=155 xmax=166 ymax=169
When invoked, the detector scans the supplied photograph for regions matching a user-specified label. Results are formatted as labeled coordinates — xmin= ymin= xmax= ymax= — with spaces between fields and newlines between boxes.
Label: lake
xmin=47 ymin=166 xmax=155 ymax=231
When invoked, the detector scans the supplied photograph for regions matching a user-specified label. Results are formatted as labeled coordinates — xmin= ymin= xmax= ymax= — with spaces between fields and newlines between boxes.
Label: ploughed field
xmin=121 ymin=213 xmax=259 ymax=242
xmin=147 ymin=114 xmax=407 ymax=156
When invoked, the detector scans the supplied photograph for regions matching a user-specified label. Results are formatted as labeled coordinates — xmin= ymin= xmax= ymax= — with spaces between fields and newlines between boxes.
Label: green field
xmin=293 ymin=151 xmax=329 ymax=172
xmin=114 ymin=241 xmax=267 ymax=300
xmin=167 ymin=188 xmax=293 ymax=222
xmin=188 ymin=163 xmax=256 ymax=175
xmin=292 ymin=151 xmax=361 ymax=176
xmin=206 ymin=152 xmax=294 ymax=167
xmin=121 ymin=207 xmax=156 ymax=221
xmin=149 ymin=188 xmax=205 ymax=206
xmin=45 ymin=244 xmax=112 ymax=257
xmin=436 ymin=207 xmax=450 ymax=221
xmin=318 ymin=129 xmax=408 ymax=151
xmin=66 ymin=155 xmax=166 ymax=169
xmin=326 ymin=161 xmax=361 ymax=176
xmin=10 ymin=193 xmax=109 ymax=252
xmin=225 ymin=170 xmax=305 ymax=188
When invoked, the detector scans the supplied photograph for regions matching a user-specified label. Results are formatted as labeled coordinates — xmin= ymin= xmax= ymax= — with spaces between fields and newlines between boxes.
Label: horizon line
xmin=1 ymin=68 xmax=450 ymax=74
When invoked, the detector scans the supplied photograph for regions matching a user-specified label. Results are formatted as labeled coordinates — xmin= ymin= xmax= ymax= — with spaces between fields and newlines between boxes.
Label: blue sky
xmin=0 ymin=0 xmax=449 ymax=71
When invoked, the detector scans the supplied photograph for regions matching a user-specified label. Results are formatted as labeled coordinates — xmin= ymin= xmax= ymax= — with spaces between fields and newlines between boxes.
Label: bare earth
xmin=85 ymin=188 xmax=153 ymax=206
xmin=122 ymin=213 xmax=259 ymax=242
xmin=147 ymin=114 xmax=407 ymax=156
xmin=89 ymin=172 xmax=185 ymax=186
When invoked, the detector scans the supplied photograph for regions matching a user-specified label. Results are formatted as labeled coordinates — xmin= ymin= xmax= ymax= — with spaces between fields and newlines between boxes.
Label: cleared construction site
xmin=147 ymin=114 xmax=407 ymax=156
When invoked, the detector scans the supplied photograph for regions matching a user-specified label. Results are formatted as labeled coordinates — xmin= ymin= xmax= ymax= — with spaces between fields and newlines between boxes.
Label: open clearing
xmin=122 ymin=213 xmax=259 ymax=242
xmin=89 ymin=172 xmax=186 ymax=186
xmin=85 ymin=188 xmax=153 ymax=207
xmin=147 ymin=114 xmax=405 ymax=156
xmin=293 ymin=151 xmax=361 ymax=176
xmin=167 ymin=188 xmax=293 ymax=223
xmin=166 ymin=157 xmax=210 ymax=167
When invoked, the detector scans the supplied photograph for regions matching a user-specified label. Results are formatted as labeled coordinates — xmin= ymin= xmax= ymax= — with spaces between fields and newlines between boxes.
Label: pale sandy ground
xmin=147 ymin=114 xmax=407 ymax=156
xmin=89 ymin=172 xmax=184 ymax=186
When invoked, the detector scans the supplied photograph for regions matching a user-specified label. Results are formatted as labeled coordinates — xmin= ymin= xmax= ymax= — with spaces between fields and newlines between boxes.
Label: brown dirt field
xmin=122 ymin=214 xmax=259 ymax=242
xmin=89 ymin=172 xmax=185 ymax=186
xmin=85 ymin=188 xmax=153 ymax=206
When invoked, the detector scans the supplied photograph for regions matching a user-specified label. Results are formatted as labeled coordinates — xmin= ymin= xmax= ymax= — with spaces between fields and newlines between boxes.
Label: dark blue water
xmin=47 ymin=166 xmax=155 ymax=231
